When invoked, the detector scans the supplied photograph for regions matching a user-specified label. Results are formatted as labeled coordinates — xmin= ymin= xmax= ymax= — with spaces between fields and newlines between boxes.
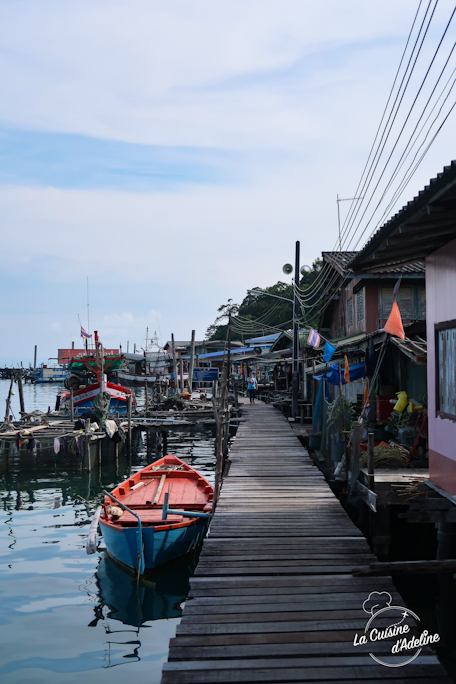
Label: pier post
xmin=161 ymin=430 xmax=168 ymax=456
xmin=3 ymin=376 xmax=14 ymax=424
xmin=16 ymin=372 xmax=25 ymax=415
xmin=85 ymin=421 xmax=91 ymax=472
xmin=179 ymin=358 xmax=184 ymax=394
xmin=367 ymin=431 xmax=376 ymax=537
xmin=171 ymin=333 xmax=178 ymax=394
xmin=144 ymin=379 xmax=149 ymax=414
xmin=188 ymin=330 xmax=195 ymax=393
xmin=127 ymin=393 xmax=132 ymax=452
xmin=214 ymin=364 xmax=228 ymax=506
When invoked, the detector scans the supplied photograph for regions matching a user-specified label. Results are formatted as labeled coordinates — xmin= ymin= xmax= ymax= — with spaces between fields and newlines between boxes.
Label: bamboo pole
xmin=70 ymin=389 xmax=74 ymax=422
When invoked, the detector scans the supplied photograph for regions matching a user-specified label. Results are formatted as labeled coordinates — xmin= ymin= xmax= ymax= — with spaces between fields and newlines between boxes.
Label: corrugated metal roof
xmin=350 ymin=160 xmax=456 ymax=272
xmin=323 ymin=251 xmax=425 ymax=275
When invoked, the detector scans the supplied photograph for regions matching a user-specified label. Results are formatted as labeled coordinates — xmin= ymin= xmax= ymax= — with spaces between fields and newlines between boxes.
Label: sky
xmin=1 ymin=0 xmax=455 ymax=365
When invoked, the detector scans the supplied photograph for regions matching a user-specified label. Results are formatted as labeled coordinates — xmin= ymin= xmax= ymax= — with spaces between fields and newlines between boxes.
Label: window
xmin=356 ymin=289 xmax=364 ymax=323
xmin=379 ymin=287 xmax=413 ymax=320
xmin=347 ymin=298 xmax=353 ymax=328
xmin=436 ymin=321 xmax=456 ymax=419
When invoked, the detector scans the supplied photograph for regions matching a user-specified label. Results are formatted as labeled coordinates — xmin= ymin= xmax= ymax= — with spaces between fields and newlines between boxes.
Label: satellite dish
xmin=282 ymin=263 xmax=293 ymax=275
xmin=300 ymin=265 xmax=312 ymax=275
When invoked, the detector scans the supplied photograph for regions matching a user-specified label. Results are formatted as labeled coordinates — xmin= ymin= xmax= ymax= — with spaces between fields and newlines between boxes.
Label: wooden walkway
xmin=161 ymin=403 xmax=450 ymax=683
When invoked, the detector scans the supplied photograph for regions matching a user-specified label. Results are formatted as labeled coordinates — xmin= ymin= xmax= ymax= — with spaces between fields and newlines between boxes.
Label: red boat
xmin=95 ymin=455 xmax=214 ymax=572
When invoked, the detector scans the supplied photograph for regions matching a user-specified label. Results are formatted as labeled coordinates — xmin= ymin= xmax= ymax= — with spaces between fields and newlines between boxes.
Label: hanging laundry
xmin=54 ymin=437 xmax=60 ymax=454
xmin=105 ymin=420 xmax=117 ymax=438
xmin=16 ymin=433 xmax=22 ymax=452
xmin=62 ymin=436 xmax=70 ymax=458
xmin=28 ymin=438 xmax=35 ymax=451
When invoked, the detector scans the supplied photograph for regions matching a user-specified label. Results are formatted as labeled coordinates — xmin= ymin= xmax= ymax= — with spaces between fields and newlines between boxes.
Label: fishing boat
xmin=92 ymin=455 xmax=213 ymax=573
xmin=115 ymin=329 xmax=174 ymax=388
xmin=59 ymin=332 xmax=134 ymax=415
xmin=29 ymin=363 xmax=69 ymax=383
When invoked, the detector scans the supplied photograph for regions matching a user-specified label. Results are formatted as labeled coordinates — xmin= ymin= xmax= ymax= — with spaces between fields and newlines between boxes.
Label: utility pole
xmin=292 ymin=240 xmax=300 ymax=419
xmin=337 ymin=195 xmax=364 ymax=251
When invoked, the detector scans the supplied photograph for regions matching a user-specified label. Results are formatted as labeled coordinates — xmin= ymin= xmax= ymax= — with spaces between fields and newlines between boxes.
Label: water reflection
xmin=0 ymin=380 xmax=221 ymax=684
xmin=94 ymin=553 xmax=195 ymax=628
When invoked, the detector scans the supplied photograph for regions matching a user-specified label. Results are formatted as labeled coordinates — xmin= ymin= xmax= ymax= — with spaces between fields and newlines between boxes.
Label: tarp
xmin=313 ymin=361 xmax=365 ymax=385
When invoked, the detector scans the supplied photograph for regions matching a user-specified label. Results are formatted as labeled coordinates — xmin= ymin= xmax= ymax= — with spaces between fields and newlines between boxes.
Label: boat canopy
xmin=68 ymin=354 xmax=126 ymax=373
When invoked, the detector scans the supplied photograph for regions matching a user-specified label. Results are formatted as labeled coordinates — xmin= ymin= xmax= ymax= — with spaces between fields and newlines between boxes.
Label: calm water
xmin=0 ymin=379 xmax=219 ymax=684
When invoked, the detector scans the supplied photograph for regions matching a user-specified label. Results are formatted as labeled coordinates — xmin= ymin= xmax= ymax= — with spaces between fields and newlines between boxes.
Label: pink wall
xmin=426 ymin=237 xmax=456 ymax=495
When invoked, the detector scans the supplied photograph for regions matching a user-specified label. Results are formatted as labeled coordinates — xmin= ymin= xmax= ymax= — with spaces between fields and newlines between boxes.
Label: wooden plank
xmin=160 ymin=402 xmax=449 ymax=684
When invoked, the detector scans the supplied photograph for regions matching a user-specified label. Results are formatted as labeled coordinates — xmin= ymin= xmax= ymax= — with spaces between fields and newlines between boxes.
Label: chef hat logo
xmin=363 ymin=591 xmax=392 ymax=615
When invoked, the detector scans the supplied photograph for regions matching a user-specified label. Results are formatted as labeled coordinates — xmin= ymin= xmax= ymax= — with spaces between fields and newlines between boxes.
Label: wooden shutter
xmin=347 ymin=298 xmax=353 ymax=328
xmin=380 ymin=287 xmax=413 ymax=319
xmin=356 ymin=289 xmax=364 ymax=323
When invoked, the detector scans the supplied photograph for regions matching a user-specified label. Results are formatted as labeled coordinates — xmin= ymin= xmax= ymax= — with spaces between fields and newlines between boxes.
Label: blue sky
xmin=0 ymin=0 xmax=455 ymax=364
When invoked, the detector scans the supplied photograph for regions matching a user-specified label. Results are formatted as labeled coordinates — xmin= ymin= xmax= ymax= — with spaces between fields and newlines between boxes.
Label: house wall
xmin=365 ymin=282 xmax=379 ymax=334
xmin=426 ymin=237 xmax=456 ymax=496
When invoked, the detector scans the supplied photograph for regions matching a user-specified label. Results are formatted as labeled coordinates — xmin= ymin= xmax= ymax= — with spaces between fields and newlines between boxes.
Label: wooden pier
xmin=161 ymin=402 xmax=450 ymax=683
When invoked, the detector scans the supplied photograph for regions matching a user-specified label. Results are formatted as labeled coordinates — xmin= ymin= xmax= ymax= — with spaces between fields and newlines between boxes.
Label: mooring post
xmin=70 ymin=389 xmax=74 ymax=422
xmin=214 ymin=364 xmax=228 ymax=506
xmin=127 ymin=393 xmax=132 ymax=452
xmin=16 ymin=372 xmax=25 ymax=415
xmin=171 ymin=333 xmax=178 ymax=394
xmin=144 ymin=379 xmax=149 ymax=414
xmin=367 ymin=431 xmax=376 ymax=536
xmin=4 ymin=376 xmax=14 ymax=424
xmin=85 ymin=420 xmax=91 ymax=472
xmin=179 ymin=358 xmax=184 ymax=394
xmin=162 ymin=430 xmax=168 ymax=456
xmin=188 ymin=330 xmax=195 ymax=393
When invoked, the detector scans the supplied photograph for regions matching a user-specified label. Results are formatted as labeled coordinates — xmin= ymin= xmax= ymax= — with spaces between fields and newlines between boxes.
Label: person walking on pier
xmin=247 ymin=372 xmax=258 ymax=404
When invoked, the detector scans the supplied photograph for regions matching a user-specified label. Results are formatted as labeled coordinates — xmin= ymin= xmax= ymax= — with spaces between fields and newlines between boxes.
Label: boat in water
xmin=92 ymin=454 xmax=213 ymax=573
xmin=59 ymin=332 xmax=134 ymax=415
xmin=115 ymin=329 xmax=176 ymax=388
xmin=29 ymin=363 xmax=69 ymax=383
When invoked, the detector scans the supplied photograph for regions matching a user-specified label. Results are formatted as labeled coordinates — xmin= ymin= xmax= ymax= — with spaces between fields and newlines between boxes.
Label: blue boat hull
xmin=71 ymin=397 xmax=128 ymax=414
xmin=99 ymin=517 xmax=209 ymax=571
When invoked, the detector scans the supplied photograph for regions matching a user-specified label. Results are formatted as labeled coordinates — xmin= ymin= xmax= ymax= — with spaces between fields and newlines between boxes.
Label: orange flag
xmin=384 ymin=301 xmax=405 ymax=340
xmin=344 ymin=355 xmax=351 ymax=384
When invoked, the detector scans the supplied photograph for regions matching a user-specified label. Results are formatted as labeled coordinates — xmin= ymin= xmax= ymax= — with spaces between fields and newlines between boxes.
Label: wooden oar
xmin=152 ymin=474 xmax=167 ymax=504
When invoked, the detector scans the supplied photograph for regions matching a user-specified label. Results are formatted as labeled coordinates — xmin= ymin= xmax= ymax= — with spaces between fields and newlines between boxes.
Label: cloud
xmin=101 ymin=310 xmax=162 ymax=344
